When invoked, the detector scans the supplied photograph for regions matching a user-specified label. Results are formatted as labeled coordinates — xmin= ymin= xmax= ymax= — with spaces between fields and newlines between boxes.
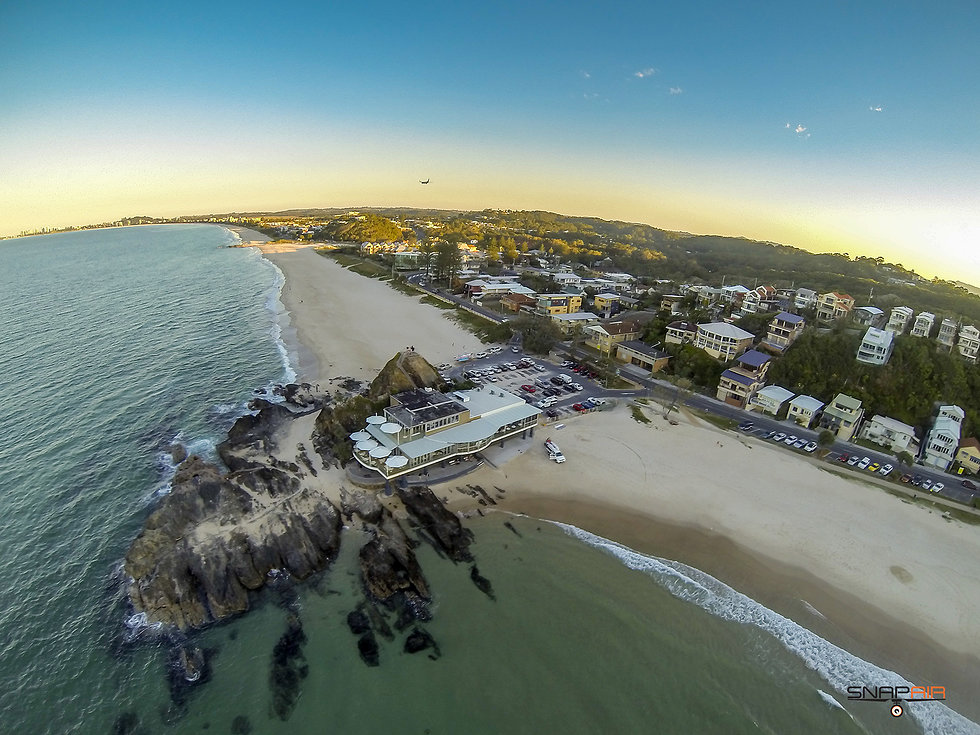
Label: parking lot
xmin=440 ymin=348 xmax=610 ymax=421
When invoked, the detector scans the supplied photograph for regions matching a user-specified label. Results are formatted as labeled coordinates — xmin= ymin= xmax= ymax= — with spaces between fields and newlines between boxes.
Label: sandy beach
xmin=244 ymin=228 xmax=980 ymax=720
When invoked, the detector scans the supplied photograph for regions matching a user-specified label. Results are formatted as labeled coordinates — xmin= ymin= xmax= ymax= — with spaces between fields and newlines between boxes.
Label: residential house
xmin=955 ymin=437 xmax=980 ymax=475
xmin=693 ymin=322 xmax=755 ymax=361
xmin=739 ymin=285 xmax=779 ymax=316
xmin=818 ymin=393 xmax=865 ymax=441
xmin=500 ymin=293 xmax=538 ymax=313
xmin=922 ymin=405 xmax=964 ymax=471
xmin=859 ymin=415 xmax=920 ymax=455
xmin=885 ymin=306 xmax=914 ymax=334
xmin=937 ymin=318 xmax=958 ymax=349
xmin=957 ymin=325 xmax=980 ymax=363
xmin=788 ymin=395 xmax=824 ymax=428
xmin=615 ymin=340 xmax=671 ymax=374
xmin=765 ymin=311 xmax=806 ymax=351
xmin=794 ymin=288 xmax=817 ymax=311
xmin=352 ymin=387 xmax=540 ymax=480
xmin=749 ymin=385 xmax=795 ymax=416
xmin=852 ymin=306 xmax=885 ymax=328
xmin=716 ymin=349 xmax=772 ymax=408
xmin=816 ymin=292 xmax=855 ymax=322
xmin=593 ymin=292 xmax=621 ymax=316
xmin=551 ymin=312 xmax=601 ymax=334
xmin=586 ymin=320 xmax=642 ymax=355
xmin=910 ymin=311 xmax=935 ymax=338
xmin=856 ymin=327 xmax=895 ymax=366
xmin=535 ymin=293 xmax=583 ymax=316
xmin=551 ymin=272 xmax=582 ymax=287
xmin=660 ymin=294 xmax=686 ymax=315
xmin=665 ymin=320 xmax=698 ymax=346
xmin=721 ymin=285 xmax=751 ymax=306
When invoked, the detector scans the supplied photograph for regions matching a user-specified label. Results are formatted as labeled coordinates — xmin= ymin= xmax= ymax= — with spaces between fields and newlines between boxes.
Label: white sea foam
xmin=261 ymin=258 xmax=298 ymax=385
xmin=554 ymin=521 xmax=980 ymax=735
xmin=818 ymin=689 xmax=846 ymax=710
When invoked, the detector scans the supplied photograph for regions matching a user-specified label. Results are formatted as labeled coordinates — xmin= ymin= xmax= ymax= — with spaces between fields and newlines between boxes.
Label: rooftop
xmin=831 ymin=393 xmax=862 ymax=411
xmin=618 ymin=340 xmax=669 ymax=360
xmin=756 ymin=385 xmax=795 ymax=403
xmin=720 ymin=369 xmax=758 ymax=387
xmin=736 ymin=349 xmax=771 ymax=368
xmin=789 ymin=394 xmax=824 ymax=412
xmin=772 ymin=311 xmax=805 ymax=325
xmin=386 ymin=389 xmax=466 ymax=428
xmin=698 ymin=322 xmax=755 ymax=340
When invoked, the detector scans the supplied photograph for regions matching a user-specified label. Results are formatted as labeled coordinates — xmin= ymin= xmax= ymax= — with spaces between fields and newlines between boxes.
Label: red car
xmin=963 ymin=479 xmax=977 ymax=491
xmin=572 ymin=403 xmax=586 ymax=411
xmin=521 ymin=384 xmax=536 ymax=393
xmin=837 ymin=453 xmax=849 ymax=462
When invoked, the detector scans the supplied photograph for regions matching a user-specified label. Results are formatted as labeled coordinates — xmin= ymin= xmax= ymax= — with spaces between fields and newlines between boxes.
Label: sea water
xmin=0 ymin=225 xmax=974 ymax=734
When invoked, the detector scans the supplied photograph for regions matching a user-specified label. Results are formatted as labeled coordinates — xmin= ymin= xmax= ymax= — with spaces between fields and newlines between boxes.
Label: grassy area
xmin=630 ymin=405 xmax=651 ymax=424
xmin=686 ymin=407 xmax=737 ymax=431
xmin=419 ymin=295 xmax=456 ymax=310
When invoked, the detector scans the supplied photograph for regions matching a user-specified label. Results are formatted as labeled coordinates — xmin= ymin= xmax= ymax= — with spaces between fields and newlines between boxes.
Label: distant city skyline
xmin=2 ymin=1 xmax=977 ymax=281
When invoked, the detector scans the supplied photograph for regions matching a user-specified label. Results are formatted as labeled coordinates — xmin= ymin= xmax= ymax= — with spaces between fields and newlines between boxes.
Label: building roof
xmin=861 ymin=327 xmax=894 ymax=347
xmin=736 ymin=349 xmax=771 ymax=368
xmin=552 ymin=312 xmax=600 ymax=322
xmin=867 ymin=414 xmax=916 ymax=436
xmin=595 ymin=292 xmax=620 ymax=299
xmin=387 ymin=389 xmax=466 ymax=428
xmin=720 ymin=369 xmax=758 ymax=387
xmin=772 ymin=311 xmax=805 ymax=325
xmin=789 ymin=394 xmax=824 ymax=412
xmin=617 ymin=340 xmax=669 ymax=360
xmin=667 ymin=320 xmax=697 ymax=332
xmin=959 ymin=437 xmax=980 ymax=452
xmin=755 ymin=385 xmax=795 ymax=404
xmin=591 ymin=320 xmax=640 ymax=336
xmin=855 ymin=306 xmax=884 ymax=316
xmin=831 ymin=393 xmax=862 ymax=411
xmin=698 ymin=322 xmax=754 ymax=340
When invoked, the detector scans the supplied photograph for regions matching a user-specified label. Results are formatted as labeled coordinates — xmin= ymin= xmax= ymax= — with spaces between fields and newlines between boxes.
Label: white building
xmin=910 ymin=311 xmax=935 ymax=338
xmin=693 ymin=322 xmax=755 ymax=361
xmin=856 ymin=327 xmax=894 ymax=366
xmin=788 ymin=395 xmax=824 ymax=428
xmin=852 ymin=306 xmax=885 ymax=328
xmin=885 ymin=306 xmax=914 ymax=334
xmin=922 ymin=405 xmax=965 ymax=471
xmin=859 ymin=415 xmax=919 ymax=455
xmin=749 ymin=385 xmax=795 ymax=416
xmin=957 ymin=325 xmax=980 ymax=363
xmin=937 ymin=318 xmax=958 ymax=349
xmin=794 ymin=288 xmax=817 ymax=311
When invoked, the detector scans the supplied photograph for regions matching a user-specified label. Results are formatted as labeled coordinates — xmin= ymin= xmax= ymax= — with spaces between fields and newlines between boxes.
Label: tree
xmin=897 ymin=451 xmax=914 ymax=468
xmin=817 ymin=430 xmax=836 ymax=449
xmin=434 ymin=241 xmax=462 ymax=287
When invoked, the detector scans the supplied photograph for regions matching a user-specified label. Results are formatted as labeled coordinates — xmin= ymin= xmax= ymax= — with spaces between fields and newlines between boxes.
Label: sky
xmin=1 ymin=0 xmax=978 ymax=281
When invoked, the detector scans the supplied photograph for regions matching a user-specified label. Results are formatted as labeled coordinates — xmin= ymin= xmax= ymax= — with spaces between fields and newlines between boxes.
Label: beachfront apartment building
xmin=765 ymin=311 xmax=805 ymax=351
xmin=535 ymin=293 xmax=583 ymax=316
xmin=856 ymin=327 xmax=895 ymax=366
xmin=615 ymin=340 xmax=670 ymax=374
xmin=921 ymin=405 xmax=964 ymax=471
xmin=748 ymin=385 xmax=795 ymax=417
xmin=586 ymin=319 xmax=642 ymax=355
xmin=957 ymin=325 xmax=980 ymax=363
xmin=852 ymin=306 xmax=885 ymax=328
xmin=885 ymin=306 xmax=914 ymax=334
xmin=794 ymin=288 xmax=817 ymax=311
xmin=910 ymin=312 xmax=935 ymax=338
xmin=352 ymin=387 xmax=541 ymax=480
xmin=716 ymin=349 xmax=771 ymax=408
xmin=788 ymin=395 xmax=824 ymax=428
xmin=955 ymin=437 xmax=980 ymax=475
xmin=818 ymin=393 xmax=864 ymax=442
xmin=937 ymin=318 xmax=958 ymax=349
xmin=815 ymin=292 xmax=855 ymax=322
xmin=694 ymin=322 xmax=755 ymax=361
xmin=859 ymin=415 xmax=920 ymax=455
xmin=665 ymin=320 xmax=698 ymax=346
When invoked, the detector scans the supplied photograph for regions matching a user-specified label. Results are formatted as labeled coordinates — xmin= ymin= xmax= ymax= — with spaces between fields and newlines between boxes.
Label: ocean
xmin=0 ymin=224 xmax=973 ymax=734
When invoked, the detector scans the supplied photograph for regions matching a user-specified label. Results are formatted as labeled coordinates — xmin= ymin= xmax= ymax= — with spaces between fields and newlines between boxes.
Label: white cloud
xmin=634 ymin=67 xmax=657 ymax=78
xmin=668 ymin=87 xmax=683 ymax=95
xmin=581 ymin=70 xmax=591 ymax=79
xmin=869 ymin=105 xmax=883 ymax=112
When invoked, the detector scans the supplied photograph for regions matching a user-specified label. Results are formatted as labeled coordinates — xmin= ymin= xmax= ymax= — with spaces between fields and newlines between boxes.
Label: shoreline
xmin=249 ymin=239 xmax=980 ymax=726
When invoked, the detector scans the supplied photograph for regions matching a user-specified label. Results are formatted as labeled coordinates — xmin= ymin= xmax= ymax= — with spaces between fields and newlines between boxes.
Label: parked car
xmin=900 ymin=473 xmax=912 ymax=483
xmin=857 ymin=457 xmax=871 ymax=469
xmin=837 ymin=453 xmax=849 ymax=462
xmin=738 ymin=421 xmax=754 ymax=431
xmin=847 ymin=455 xmax=860 ymax=465
xmin=879 ymin=464 xmax=893 ymax=476
xmin=963 ymin=479 xmax=977 ymax=490
xmin=475 ymin=351 xmax=488 ymax=359
xmin=488 ymin=346 xmax=502 ymax=354
xmin=534 ymin=364 xmax=547 ymax=372
xmin=545 ymin=409 xmax=559 ymax=418
xmin=591 ymin=398 xmax=607 ymax=406
xmin=868 ymin=462 xmax=881 ymax=472
xmin=572 ymin=403 xmax=586 ymax=412
xmin=564 ymin=384 xmax=577 ymax=393
xmin=921 ymin=479 xmax=933 ymax=491
xmin=784 ymin=435 xmax=798 ymax=445
xmin=772 ymin=433 xmax=787 ymax=442
xmin=804 ymin=441 xmax=818 ymax=452
xmin=521 ymin=384 xmax=536 ymax=393
xmin=793 ymin=438 xmax=807 ymax=448
xmin=932 ymin=482 xmax=945 ymax=492
xmin=911 ymin=475 xmax=923 ymax=486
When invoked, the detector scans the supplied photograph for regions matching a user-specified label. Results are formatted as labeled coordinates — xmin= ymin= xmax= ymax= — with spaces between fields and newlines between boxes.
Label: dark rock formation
xmin=346 ymin=607 xmax=371 ymax=635
xmin=404 ymin=627 xmax=440 ymax=658
xmin=274 ymin=382 xmax=329 ymax=410
xmin=504 ymin=521 xmax=522 ymax=537
xmin=368 ymin=351 xmax=441 ymax=400
xmin=397 ymin=485 xmax=474 ymax=562
xmin=359 ymin=509 xmax=431 ymax=627
xmin=169 ymin=443 xmax=187 ymax=465
xmin=357 ymin=631 xmax=380 ymax=666
xmin=269 ymin=614 xmax=308 ymax=721
xmin=469 ymin=565 xmax=496 ymax=601
xmin=230 ymin=715 xmax=253 ymax=734
xmin=217 ymin=400 xmax=298 ymax=471
xmin=124 ymin=454 xmax=342 ymax=631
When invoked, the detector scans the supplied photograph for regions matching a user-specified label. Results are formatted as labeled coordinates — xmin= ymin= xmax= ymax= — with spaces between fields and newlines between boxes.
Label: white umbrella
xmin=369 ymin=446 xmax=392 ymax=458
xmin=355 ymin=439 xmax=379 ymax=451
xmin=380 ymin=422 xmax=401 ymax=434
xmin=349 ymin=431 xmax=370 ymax=441
xmin=385 ymin=455 xmax=408 ymax=468
xmin=366 ymin=415 xmax=386 ymax=425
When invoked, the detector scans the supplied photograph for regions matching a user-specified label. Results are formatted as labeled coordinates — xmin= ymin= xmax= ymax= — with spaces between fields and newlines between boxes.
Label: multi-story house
xmin=615 ymin=341 xmax=671 ymax=374
xmin=664 ymin=320 xmax=698 ymax=346
xmin=885 ymin=306 xmax=914 ymax=334
xmin=957 ymin=325 xmax=980 ymax=363
xmin=748 ymin=385 xmax=795 ymax=416
xmin=535 ymin=293 xmax=583 ymax=316
xmin=716 ymin=349 xmax=771 ymax=408
xmin=765 ymin=311 xmax=805 ymax=351
xmin=937 ymin=318 xmax=958 ymax=349
xmin=852 ymin=306 xmax=885 ymax=328
xmin=859 ymin=415 xmax=919 ymax=455
xmin=788 ymin=395 xmax=824 ymax=428
xmin=856 ymin=327 xmax=894 ymax=366
xmin=955 ymin=437 xmax=980 ymax=475
xmin=593 ymin=292 xmax=621 ymax=316
xmin=660 ymin=294 xmax=686 ymax=315
xmin=818 ymin=393 xmax=865 ymax=441
xmin=922 ymin=405 xmax=964 ymax=471
xmin=816 ymin=292 xmax=855 ymax=322
xmin=739 ymin=285 xmax=779 ymax=316
xmin=794 ymin=288 xmax=817 ymax=311
xmin=910 ymin=311 xmax=935 ymax=338
xmin=585 ymin=319 xmax=642 ymax=355
xmin=693 ymin=322 xmax=755 ymax=361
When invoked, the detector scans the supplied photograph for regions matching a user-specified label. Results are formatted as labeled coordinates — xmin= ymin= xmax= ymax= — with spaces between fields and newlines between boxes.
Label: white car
xmin=572 ymin=383 xmax=584 ymax=391
xmin=487 ymin=375 xmax=497 ymax=382
xmin=488 ymin=346 xmax=502 ymax=354
xmin=879 ymin=464 xmax=893 ymax=476
xmin=475 ymin=351 xmax=488 ymax=359
xmin=803 ymin=441 xmax=817 ymax=452
xmin=932 ymin=482 xmax=944 ymax=492
xmin=772 ymin=432 xmax=787 ymax=442
xmin=857 ymin=457 xmax=871 ymax=470
xmin=591 ymin=398 xmax=607 ymax=406
xmin=784 ymin=435 xmax=798 ymax=445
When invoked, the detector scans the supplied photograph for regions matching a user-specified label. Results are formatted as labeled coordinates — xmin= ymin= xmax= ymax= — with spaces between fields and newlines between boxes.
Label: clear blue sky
xmin=2 ymin=0 xmax=978 ymax=280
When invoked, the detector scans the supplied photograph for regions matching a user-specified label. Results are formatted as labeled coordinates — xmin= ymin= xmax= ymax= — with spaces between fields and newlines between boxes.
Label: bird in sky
xmin=419 ymin=178 xmax=430 ymax=184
